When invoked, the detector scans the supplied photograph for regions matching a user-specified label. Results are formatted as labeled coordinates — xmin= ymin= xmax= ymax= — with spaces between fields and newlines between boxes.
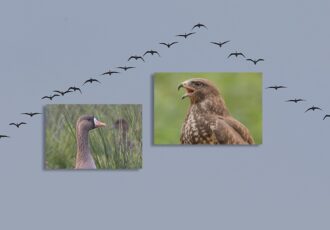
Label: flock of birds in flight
xmin=0 ymin=22 xmax=329 ymax=140
xmin=266 ymin=85 xmax=329 ymax=119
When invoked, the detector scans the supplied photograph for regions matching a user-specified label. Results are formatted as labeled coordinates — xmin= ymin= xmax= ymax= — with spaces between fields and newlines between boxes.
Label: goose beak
xmin=94 ymin=118 xmax=107 ymax=128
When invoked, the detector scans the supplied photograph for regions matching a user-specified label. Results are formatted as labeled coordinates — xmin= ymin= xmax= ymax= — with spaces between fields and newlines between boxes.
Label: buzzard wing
xmin=212 ymin=115 xmax=255 ymax=144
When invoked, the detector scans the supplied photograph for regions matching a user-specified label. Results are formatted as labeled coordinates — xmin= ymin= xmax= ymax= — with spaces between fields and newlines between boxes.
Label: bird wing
xmin=41 ymin=96 xmax=50 ymax=99
xmin=159 ymin=42 xmax=167 ymax=46
xmin=9 ymin=123 xmax=16 ymax=126
xmin=238 ymin=53 xmax=246 ymax=57
xmin=305 ymin=108 xmax=312 ymax=112
xmin=143 ymin=51 xmax=150 ymax=56
xmin=246 ymin=59 xmax=254 ymax=62
xmin=187 ymin=32 xmax=196 ymax=36
xmin=19 ymin=122 xmax=27 ymax=125
xmin=222 ymin=40 xmax=230 ymax=45
xmin=227 ymin=53 xmax=234 ymax=58
xmin=257 ymin=59 xmax=264 ymax=62
xmin=192 ymin=25 xmax=198 ymax=30
xmin=83 ymin=80 xmax=89 ymax=85
xmin=210 ymin=42 xmax=220 ymax=46
xmin=324 ymin=115 xmax=330 ymax=120
xmin=128 ymin=56 xmax=134 ymax=61
xmin=211 ymin=115 xmax=254 ymax=144
xmin=53 ymin=90 xmax=62 ymax=94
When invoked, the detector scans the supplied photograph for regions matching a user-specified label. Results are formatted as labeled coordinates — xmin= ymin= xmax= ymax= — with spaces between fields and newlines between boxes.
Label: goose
xmin=75 ymin=115 xmax=106 ymax=169
xmin=113 ymin=118 xmax=134 ymax=150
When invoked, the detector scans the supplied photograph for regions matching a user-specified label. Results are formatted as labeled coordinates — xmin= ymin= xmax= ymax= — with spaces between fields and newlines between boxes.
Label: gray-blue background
xmin=1 ymin=0 xmax=329 ymax=229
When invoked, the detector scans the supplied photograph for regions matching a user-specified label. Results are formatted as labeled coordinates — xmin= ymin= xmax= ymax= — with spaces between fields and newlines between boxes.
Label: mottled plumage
xmin=178 ymin=78 xmax=255 ymax=145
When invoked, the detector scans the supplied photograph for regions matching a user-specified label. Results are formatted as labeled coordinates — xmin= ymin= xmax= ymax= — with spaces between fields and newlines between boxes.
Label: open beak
xmin=94 ymin=118 xmax=107 ymax=128
xmin=178 ymin=82 xmax=195 ymax=100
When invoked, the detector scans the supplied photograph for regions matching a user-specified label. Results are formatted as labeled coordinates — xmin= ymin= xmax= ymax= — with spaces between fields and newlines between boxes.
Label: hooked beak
xmin=94 ymin=118 xmax=107 ymax=128
xmin=178 ymin=81 xmax=195 ymax=100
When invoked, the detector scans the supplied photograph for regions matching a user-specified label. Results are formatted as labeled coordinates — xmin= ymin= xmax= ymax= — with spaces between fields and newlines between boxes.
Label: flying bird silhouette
xmin=305 ymin=106 xmax=322 ymax=113
xmin=21 ymin=112 xmax=41 ymax=117
xmin=143 ymin=50 xmax=161 ymax=57
xmin=246 ymin=58 xmax=264 ymax=65
xmin=128 ymin=55 xmax=145 ymax=62
xmin=101 ymin=70 xmax=120 ymax=76
xmin=9 ymin=122 xmax=27 ymax=128
xmin=0 ymin=135 xmax=10 ymax=139
xmin=192 ymin=23 xmax=208 ymax=30
xmin=176 ymin=32 xmax=196 ymax=39
xmin=228 ymin=51 xmax=246 ymax=58
xmin=68 ymin=86 xmax=82 ymax=94
xmin=285 ymin=99 xmax=305 ymax=103
xmin=117 ymin=66 xmax=135 ymax=71
xmin=41 ymin=94 xmax=60 ymax=100
xmin=53 ymin=89 xmax=72 ymax=96
xmin=266 ymin=86 xmax=287 ymax=90
xmin=323 ymin=114 xmax=330 ymax=120
xmin=210 ymin=40 xmax=230 ymax=48
xmin=83 ymin=78 xmax=101 ymax=85
xmin=159 ymin=42 xmax=178 ymax=48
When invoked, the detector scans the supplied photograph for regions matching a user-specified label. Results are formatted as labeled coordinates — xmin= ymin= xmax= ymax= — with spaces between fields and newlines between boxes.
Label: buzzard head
xmin=178 ymin=78 xmax=220 ymax=104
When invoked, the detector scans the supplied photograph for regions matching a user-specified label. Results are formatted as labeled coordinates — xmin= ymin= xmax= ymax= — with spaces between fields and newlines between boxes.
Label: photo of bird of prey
xmin=9 ymin=122 xmax=27 ymax=128
xmin=266 ymin=85 xmax=287 ymax=90
xmin=285 ymin=99 xmax=305 ymax=103
xmin=101 ymin=70 xmax=120 ymax=76
xmin=143 ymin=50 xmax=161 ymax=57
xmin=68 ymin=86 xmax=82 ymax=94
xmin=323 ymin=114 xmax=330 ymax=120
xmin=176 ymin=32 xmax=196 ymax=39
xmin=83 ymin=78 xmax=101 ymax=85
xmin=53 ymin=89 xmax=72 ymax=96
xmin=305 ymin=106 xmax=322 ymax=113
xmin=192 ymin=23 xmax=208 ymax=30
xmin=0 ymin=135 xmax=10 ymax=139
xmin=228 ymin=51 xmax=246 ymax=58
xmin=21 ymin=112 xmax=41 ymax=117
xmin=246 ymin=58 xmax=264 ymax=65
xmin=42 ymin=94 xmax=60 ymax=100
xmin=210 ymin=40 xmax=230 ymax=48
xmin=117 ymin=66 xmax=135 ymax=71
xmin=159 ymin=42 xmax=178 ymax=48
xmin=178 ymin=78 xmax=255 ymax=144
xmin=128 ymin=55 xmax=145 ymax=62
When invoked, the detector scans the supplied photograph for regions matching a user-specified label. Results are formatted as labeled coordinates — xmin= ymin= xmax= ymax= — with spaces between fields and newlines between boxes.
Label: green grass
xmin=44 ymin=104 xmax=142 ymax=169
xmin=153 ymin=72 xmax=263 ymax=144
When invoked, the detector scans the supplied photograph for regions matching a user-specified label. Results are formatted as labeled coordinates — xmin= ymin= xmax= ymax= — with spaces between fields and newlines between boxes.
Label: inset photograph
xmin=153 ymin=73 xmax=262 ymax=145
xmin=44 ymin=104 xmax=142 ymax=170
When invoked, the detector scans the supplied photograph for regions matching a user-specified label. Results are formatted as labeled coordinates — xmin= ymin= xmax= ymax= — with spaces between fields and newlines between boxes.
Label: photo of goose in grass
xmin=44 ymin=104 xmax=142 ymax=170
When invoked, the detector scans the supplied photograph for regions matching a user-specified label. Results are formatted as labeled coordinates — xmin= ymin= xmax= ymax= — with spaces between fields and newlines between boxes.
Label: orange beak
xmin=94 ymin=118 xmax=107 ymax=128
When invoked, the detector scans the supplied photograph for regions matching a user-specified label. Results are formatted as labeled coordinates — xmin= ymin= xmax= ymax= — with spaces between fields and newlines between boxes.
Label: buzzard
xmin=178 ymin=78 xmax=255 ymax=145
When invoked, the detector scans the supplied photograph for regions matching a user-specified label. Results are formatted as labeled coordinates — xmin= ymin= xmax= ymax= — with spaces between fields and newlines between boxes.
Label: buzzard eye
xmin=193 ymin=82 xmax=203 ymax=87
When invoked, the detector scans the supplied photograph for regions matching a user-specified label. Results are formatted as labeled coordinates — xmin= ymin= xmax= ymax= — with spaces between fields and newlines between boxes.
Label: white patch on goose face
xmin=93 ymin=117 xmax=98 ymax=126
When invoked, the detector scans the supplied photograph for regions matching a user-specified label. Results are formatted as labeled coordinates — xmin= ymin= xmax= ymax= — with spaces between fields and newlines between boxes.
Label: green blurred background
xmin=44 ymin=104 xmax=142 ymax=169
xmin=153 ymin=73 xmax=262 ymax=145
